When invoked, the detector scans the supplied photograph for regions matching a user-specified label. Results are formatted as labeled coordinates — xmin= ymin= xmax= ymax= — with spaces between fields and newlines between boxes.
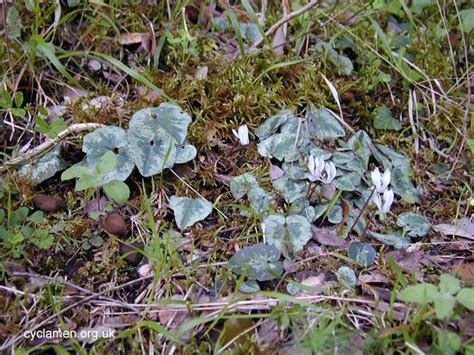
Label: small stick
xmin=0 ymin=123 xmax=104 ymax=173
xmin=252 ymin=0 xmax=320 ymax=49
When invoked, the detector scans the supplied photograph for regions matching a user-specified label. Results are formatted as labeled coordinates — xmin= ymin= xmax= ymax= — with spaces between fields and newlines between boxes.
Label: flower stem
xmin=346 ymin=187 xmax=376 ymax=236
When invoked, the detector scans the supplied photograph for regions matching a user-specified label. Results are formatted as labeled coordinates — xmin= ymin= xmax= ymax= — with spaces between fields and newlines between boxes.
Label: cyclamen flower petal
xmin=232 ymin=125 xmax=249 ymax=145
xmin=321 ymin=162 xmax=337 ymax=184
xmin=307 ymin=155 xmax=325 ymax=182
xmin=382 ymin=189 xmax=394 ymax=213
xmin=372 ymin=189 xmax=395 ymax=214
xmin=371 ymin=167 xmax=391 ymax=193
xmin=381 ymin=169 xmax=391 ymax=192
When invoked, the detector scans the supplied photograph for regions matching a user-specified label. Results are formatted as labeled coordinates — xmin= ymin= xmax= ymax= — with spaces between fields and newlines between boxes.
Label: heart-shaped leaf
xmin=374 ymin=106 xmax=401 ymax=131
xmin=348 ymin=241 xmax=377 ymax=266
xmin=438 ymin=274 xmax=461 ymax=295
xmin=103 ymin=180 xmax=130 ymax=204
xmin=337 ymin=266 xmax=357 ymax=286
xmin=128 ymin=123 xmax=177 ymax=176
xmin=398 ymin=283 xmax=438 ymax=304
xmin=129 ymin=103 xmax=192 ymax=145
xmin=368 ymin=231 xmax=411 ymax=249
xmin=306 ymin=106 xmax=345 ymax=139
xmin=229 ymin=243 xmax=283 ymax=281
xmin=255 ymin=109 xmax=294 ymax=140
xmin=456 ymin=288 xmax=474 ymax=310
xmin=263 ymin=214 xmax=313 ymax=258
xmin=83 ymin=126 xmax=134 ymax=183
xmin=169 ymin=196 xmax=213 ymax=230
xmin=127 ymin=103 xmax=195 ymax=176
xmin=397 ymin=212 xmax=431 ymax=238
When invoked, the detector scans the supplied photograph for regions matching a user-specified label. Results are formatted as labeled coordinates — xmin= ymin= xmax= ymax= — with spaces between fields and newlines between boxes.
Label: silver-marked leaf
xmin=334 ymin=172 xmax=361 ymax=191
xmin=229 ymin=244 xmax=283 ymax=281
xmin=129 ymin=103 xmax=192 ymax=144
xmin=306 ymin=106 xmax=345 ymax=139
xmin=18 ymin=145 xmax=66 ymax=185
xmin=239 ymin=23 xmax=263 ymax=43
xmin=230 ymin=174 xmax=260 ymax=199
xmin=391 ymin=168 xmax=421 ymax=204
xmin=346 ymin=130 xmax=373 ymax=170
xmin=272 ymin=177 xmax=307 ymax=204
xmin=255 ymin=109 xmax=294 ymax=140
xmin=374 ymin=106 xmax=401 ymax=131
xmin=175 ymin=143 xmax=197 ymax=164
xmin=328 ymin=205 xmax=343 ymax=224
xmin=239 ymin=280 xmax=261 ymax=293
xmin=397 ymin=212 xmax=431 ymax=238
xmin=83 ymin=126 xmax=134 ymax=183
xmin=263 ymin=214 xmax=313 ymax=258
xmin=127 ymin=124 xmax=176 ymax=177
xmin=169 ymin=196 xmax=213 ymax=230
xmin=257 ymin=133 xmax=298 ymax=161
xmin=337 ymin=266 xmax=357 ymax=287
xmin=348 ymin=242 xmax=377 ymax=266
xmin=368 ymin=231 xmax=411 ymax=249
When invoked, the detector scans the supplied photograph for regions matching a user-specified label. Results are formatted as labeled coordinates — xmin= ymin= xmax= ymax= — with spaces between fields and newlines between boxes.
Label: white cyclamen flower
xmin=371 ymin=167 xmax=391 ymax=193
xmin=307 ymin=155 xmax=325 ymax=182
xmin=232 ymin=125 xmax=250 ymax=145
xmin=320 ymin=161 xmax=337 ymax=184
xmin=372 ymin=188 xmax=394 ymax=213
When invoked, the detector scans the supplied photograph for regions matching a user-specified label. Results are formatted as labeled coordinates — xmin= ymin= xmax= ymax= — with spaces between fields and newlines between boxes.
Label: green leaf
xmin=396 ymin=212 xmax=431 ymax=238
xmin=374 ymin=106 xmax=401 ymax=131
xmin=263 ymin=214 xmax=313 ymax=258
xmin=95 ymin=151 xmax=117 ymax=178
xmin=432 ymin=291 xmax=455 ymax=319
xmin=456 ymin=288 xmax=474 ymax=310
xmin=83 ymin=126 xmax=134 ymax=182
xmin=103 ymin=180 xmax=130 ymax=204
xmin=348 ymin=241 xmax=377 ymax=266
xmin=6 ymin=6 xmax=22 ymax=39
xmin=305 ymin=106 xmax=345 ymax=139
xmin=169 ymin=196 xmax=213 ymax=230
xmin=47 ymin=117 xmax=68 ymax=138
xmin=272 ymin=177 xmax=307 ymax=204
xmin=61 ymin=165 xmax=91 ymax=181
xmin=435 ymin=331 xmax=461 ymax=355
xmin=398 ymin=283 xmax=438 ymax=304
xmin=459 ymin=9 xmax=474 ymax=33
xmin=27 ymin=210 xmax=44 ymax=224
xmin=229 ymin=243 xmax=283 ymax=281
xmin=31 ymin=229 xmax=54 ymax=249
xmin=75 ymin=174 xmax=100 ymax=191
xmin=438 ymin=274 xmax=461 ymax=295
xmin=19 ymin=145 xmax=67 ymax=185
xmin=11 ymin=207 xmax=29 ymax=226
xmin=0 ymin=209 xmax=4 ymax=222
xmin=30 ymin=35 xmax=77 ymax=84
xmin=337 ymin=266 xmax=357 ymax=287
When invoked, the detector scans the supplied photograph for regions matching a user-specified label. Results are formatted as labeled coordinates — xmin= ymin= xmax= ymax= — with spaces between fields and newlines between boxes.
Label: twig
xmin=0 ymin=123 xmax=104 ymax=173
xmin=346 ymin=187 xmax=376 ymax=236
xmin=252 ymin=0 xmax=320 ymax=49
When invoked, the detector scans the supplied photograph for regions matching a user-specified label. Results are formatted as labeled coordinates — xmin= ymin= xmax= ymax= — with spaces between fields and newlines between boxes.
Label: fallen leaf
xmin=453 ymin=262 xmax=474 ymax=283
xmin=117 ymin=32 xmax=152 ymax=51
xmin=433 ymin=218 xmax=474 ymax=240
xmin=270 ymin=164 xmax=284 ymax=180
xmin=313 ymin=227 xmax=348 ymax=247
xmin=359 ymin=271 xmax=389 ymax=284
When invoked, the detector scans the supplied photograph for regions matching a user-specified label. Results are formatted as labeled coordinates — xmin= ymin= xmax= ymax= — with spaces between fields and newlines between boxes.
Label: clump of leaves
xmin=398 ymin=274 xmax=474 ymax=319
xmin=61 ymin=151 xmax=130 ymax=204
xmin=0 ymin=207 xmax=54 ymax=257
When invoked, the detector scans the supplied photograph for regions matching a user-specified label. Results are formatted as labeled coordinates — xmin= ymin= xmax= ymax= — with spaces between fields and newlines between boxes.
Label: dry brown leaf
xmin=313 ymin=227 xmax=348 ymax=247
